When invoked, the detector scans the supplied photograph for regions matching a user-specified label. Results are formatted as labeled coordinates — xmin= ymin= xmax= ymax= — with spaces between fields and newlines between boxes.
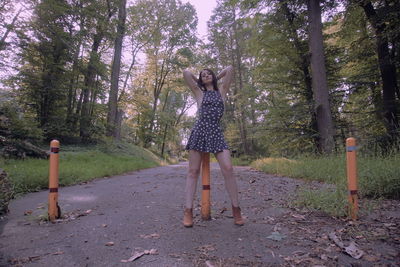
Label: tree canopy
xmin=0 ymin=0 xmax=399 ymax=157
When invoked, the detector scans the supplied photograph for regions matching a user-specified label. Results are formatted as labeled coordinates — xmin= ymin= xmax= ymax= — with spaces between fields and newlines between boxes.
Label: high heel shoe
xmin=183 ymin=208 xmax=193 ymax=227
xmin=232 ymin=206 xmax=244 ymax=226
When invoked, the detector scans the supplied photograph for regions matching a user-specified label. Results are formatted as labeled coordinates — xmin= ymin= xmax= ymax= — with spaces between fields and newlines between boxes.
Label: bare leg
xmin=185 ymin=150 xmax=202 ymax=209
xmin=214 ymin=149 xmax=239 ymax=207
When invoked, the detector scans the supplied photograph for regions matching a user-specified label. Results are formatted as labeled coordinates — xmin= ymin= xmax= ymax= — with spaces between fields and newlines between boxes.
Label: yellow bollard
xmin=201 ymin=152 xmax=211 ymax=220
xmin=346 ymin=137 xmax=358 ymax=220
xmin=48 ymin=140 xmax=61 ymax=222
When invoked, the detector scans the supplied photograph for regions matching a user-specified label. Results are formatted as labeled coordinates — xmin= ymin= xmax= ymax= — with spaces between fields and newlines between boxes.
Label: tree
xmin=107 ymin=0 xmax=127 ymax=138
xmin=137 ymin=0 xmax=197 ymax=147
xmin=357 ymin=0 xmax=399 ymax=141
xmin=80 ymin=0 xmax=116 ymax=142
xmin=17 ymin=0 xmax=71 ymax=137
xmin=208 ymin=1 xmax=257 ymax=155
xmin=307 ymin=0 xmax=335 ymax=153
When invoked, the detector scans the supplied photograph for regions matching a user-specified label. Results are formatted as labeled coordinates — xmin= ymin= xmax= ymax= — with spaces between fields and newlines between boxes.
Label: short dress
xmin=185 ymin=89 xmax=229 ymax=153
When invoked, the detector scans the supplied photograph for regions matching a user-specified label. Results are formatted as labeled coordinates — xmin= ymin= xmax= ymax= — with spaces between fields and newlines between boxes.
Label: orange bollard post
xmin=346 ymin=137 xmax=358 ymax=220
xmin=48 ymin=140 xmax=61 ymax=222
xmin=201 ymin=152 xmax=211 ymax=220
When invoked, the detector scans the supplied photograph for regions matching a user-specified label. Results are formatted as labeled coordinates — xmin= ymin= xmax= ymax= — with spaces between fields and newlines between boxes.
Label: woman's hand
xmin=183 ymin=69 xmax=202 ymax=99
xmin=218 ymin=66 xmax=234 ymax=95
xmin=217 ymin=66 xmax=233 ymax=81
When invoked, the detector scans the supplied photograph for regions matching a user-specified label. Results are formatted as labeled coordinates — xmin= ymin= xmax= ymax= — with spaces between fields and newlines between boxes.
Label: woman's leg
xmin=214 ymin=149 xmax=239 ymax=207
xmin=184 ymin=150 xmax=203 ymax=209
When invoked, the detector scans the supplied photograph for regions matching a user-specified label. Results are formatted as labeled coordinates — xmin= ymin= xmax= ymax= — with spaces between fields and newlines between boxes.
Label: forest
xmin=0 ymin=0 xmax=399 ymax=159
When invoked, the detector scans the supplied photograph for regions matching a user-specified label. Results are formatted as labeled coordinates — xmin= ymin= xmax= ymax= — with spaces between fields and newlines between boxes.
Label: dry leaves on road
xmin=139 ymin=233 xmax=160 ymax=239
xmin=329 ymin=232 xmax=364 ymax=259
xmin=120 ymin=249 xmax=158 ymax=263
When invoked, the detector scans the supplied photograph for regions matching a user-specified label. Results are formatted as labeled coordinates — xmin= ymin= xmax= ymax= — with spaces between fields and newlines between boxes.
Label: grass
xmin=209 ymin=154 xmax=253 ymax=166
xmin=251 ymin=154 xmax=400 ymax=216
xmin=1 ymin=141 xmax=162 ymax=196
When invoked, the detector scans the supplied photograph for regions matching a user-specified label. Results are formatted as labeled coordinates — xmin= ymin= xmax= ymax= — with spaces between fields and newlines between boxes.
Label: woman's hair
xmin=197 ymin=68 xmax=219 ymax=91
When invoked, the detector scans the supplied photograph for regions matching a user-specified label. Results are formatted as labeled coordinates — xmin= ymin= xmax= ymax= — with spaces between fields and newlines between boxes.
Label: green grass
xmin=294 ymin=186 xmax=348 ymax=217
xmin=251 ymin=154 xmax=400 ymax=216
xmin=1 ymin=141 xmax=161 ymax=196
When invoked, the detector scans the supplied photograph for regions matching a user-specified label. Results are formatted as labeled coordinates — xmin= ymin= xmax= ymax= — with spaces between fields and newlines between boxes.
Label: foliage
xmin=0 ymin=95 xmax=43 ymax=142
xmin=1 ymin=141 xmax=161 ymax=196
xmin=251 ymin=154 xmax=400 ymax=199
xmin=295 ymin=186 xmax=348 ymax=217
xmin=0 ymin=0 xmax=399 ymax=159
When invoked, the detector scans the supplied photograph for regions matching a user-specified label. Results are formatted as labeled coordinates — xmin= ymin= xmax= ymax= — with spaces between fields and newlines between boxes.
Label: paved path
xmin=1 ymin=162 xmax=399 ymax=266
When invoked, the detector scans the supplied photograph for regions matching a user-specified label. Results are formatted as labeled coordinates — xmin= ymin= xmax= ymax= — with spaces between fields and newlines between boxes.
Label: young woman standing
xmin=182 ymin=66 xmax=244 ymax=227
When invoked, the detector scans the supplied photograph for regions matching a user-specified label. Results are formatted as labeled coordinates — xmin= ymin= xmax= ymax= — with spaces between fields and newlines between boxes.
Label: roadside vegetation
xmin=1 ymin=141 xmax=163 ymax=197
xmin=251 ymin=153 xmax=400 ymax=216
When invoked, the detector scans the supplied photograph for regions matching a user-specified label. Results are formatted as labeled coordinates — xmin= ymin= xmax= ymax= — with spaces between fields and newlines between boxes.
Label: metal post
xmin=346 ymin=137 xmax=358 ymax=220
xmin=201 ymin=152 xmax=211 ymax=220
xmin=48 ymin=140 xmax=61 ymax=222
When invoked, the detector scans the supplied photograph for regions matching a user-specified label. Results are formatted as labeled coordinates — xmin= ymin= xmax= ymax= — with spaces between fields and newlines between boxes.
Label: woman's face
xmin=200 ymin=70 xmax=213 ymax=85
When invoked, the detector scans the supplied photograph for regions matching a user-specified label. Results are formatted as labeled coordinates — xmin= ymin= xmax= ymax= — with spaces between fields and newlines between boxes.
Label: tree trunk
xmin=281 ymin=2 xmax=319 ymax=149
xmin=145 ymin=57 xmax=170 ymax=147
xmin=66 ymin=40 xmax=82 ymax=128
xmin=80 ymin=34 xmax=102 ymax=141
xmin=360 ymin=1 xmax=399 ymax=139
xmin=0 ymin=8 xmax=22 ymax=50
xmin=115 ymin=109 xmax=124 ymax=140
xmin=307 ymin=0 xmax=335 ymax=154
xmin=232 ymin=7 xmax=250 ymax=154
xmin=161 ymin=124 xmax=168 ymax=156
xmin=80 ymin=2 xmax=114 ymax=141
xmin=107 ymin=0 xmax=127 ymax=137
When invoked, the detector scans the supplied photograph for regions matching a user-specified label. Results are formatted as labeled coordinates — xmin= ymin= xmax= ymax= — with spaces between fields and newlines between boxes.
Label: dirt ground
xmin=0 ymin=162 xmax=399 ymax=266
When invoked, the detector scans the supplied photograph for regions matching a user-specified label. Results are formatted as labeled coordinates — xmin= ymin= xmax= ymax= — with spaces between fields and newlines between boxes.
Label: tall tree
xmin=357 ymin=0 xmax=399 ymax=140
xmin=307 ymin=0 xmax=335 ymax=153
xmin=107 ymin=0 xmax=127 ymax=138
xmin=139 ymin=0 xmax=197 ymax=147
xmin=0 ymin=7 xmax=23 ymax=51
xmin=17 ymin=0 xmax=71 ymax=136
xmin=80 ymin=0 xmax=115 ymax=141
xmin=208 ymin=2 xmax=256 ymax=155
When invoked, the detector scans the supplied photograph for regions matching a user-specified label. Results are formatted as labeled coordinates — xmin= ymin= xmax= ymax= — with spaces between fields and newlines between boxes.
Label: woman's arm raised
xmin=183 ymin=69 xmax=202 ymax=99
xmin=217 ymin=66 xmax=234 ymax=95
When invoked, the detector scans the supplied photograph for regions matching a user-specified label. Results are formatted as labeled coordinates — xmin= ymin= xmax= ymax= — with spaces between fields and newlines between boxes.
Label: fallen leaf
xmin=383 ymin=223 xmax=396 ymax=227
xmin=328 ymin=232 xmax=364 ymax=259
xmin=139 ymin=233 xmax=160 ymax=239
xmin=121 ymin=249 xmax=158 ymax=263
xmin=102 ymin=224 xmax=107 ymax=228
xmin=291 ymin=214 xmax=306 ymax=220
xmin=267 ymin=231 xmax=286 ymax=241
xmin=144 ymin=249 xmax=158 ymax=255
xmin=197 ymin=244 xmax=216 ymax=253
xmin=85 ymin=209 xmax=92 ymax=214
xmin=24 ymin=210 xmax=33 ymax=215
xmin=205 ymin=260 xmax=215 ymax=267
xmin=363 ymin=254 xmax=379 ymax=262
xmin=121 ymin=251 xmax=145 ymax=262
xmin=105 ymin=242 xmax=114 ymax=246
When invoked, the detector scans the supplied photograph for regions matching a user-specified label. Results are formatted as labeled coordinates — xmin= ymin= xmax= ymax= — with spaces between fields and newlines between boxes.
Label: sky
xmin=183 ymin=0 xmax=217 ymax=39
xmin=181 ymin=1 xmax=218 ymax=117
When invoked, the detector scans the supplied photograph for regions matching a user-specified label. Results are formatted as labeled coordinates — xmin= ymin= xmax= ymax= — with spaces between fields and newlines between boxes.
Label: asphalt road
xmin=1 ymin=162 xmax=399 ymax=266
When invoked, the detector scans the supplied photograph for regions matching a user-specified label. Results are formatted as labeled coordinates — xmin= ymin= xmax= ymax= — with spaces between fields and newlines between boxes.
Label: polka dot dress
xmin=186 ymin=90 xmax=229 ymax=153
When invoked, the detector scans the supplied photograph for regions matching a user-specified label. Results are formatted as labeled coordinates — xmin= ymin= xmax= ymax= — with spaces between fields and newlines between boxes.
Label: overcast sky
xmin=183 ymin=0 xmax=217 ymax=38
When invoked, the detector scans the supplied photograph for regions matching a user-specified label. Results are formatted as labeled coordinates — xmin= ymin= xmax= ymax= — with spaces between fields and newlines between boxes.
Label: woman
xmin=182 ymin=66 xmax=244 ymax=227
